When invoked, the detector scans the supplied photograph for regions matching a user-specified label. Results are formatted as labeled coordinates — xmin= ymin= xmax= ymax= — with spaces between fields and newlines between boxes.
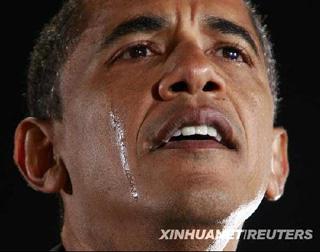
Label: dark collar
xmin=50 ymin=243 xmax=65 ymax=251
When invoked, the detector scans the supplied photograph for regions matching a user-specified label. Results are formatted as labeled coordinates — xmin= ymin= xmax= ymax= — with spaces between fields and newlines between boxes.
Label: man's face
xmin=57 ymin=0 xmax=274 ymax=226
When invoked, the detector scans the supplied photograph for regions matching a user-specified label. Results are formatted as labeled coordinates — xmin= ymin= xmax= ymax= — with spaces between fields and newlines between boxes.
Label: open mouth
xmin=169 ymin=125 xmax=221 ymax=142
xmin=160 ymin=124 xmax=230 ymax=149
xmin=151 ymin=107 xmax=237 ymax=151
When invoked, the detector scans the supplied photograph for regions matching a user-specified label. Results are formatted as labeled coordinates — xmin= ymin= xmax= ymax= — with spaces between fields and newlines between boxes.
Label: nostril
xmin=170 ymin=81 xmax=188 ymax=92
xmin=202 ymin=82 xmax=216 ymax=92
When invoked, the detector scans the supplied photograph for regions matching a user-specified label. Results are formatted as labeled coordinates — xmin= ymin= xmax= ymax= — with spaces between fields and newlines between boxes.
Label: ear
xmin=265 ymin=127 xmax=289 ymax=201
xmin=13 ymin=117 xmax=67 ymax=193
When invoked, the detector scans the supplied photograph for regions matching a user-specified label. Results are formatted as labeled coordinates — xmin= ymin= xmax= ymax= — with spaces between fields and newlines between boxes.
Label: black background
xmin=1 ymin=1 xmax=319 ymax=251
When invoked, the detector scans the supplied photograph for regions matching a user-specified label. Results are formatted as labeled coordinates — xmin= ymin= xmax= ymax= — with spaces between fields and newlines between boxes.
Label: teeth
xmin=195 ymin=125 xmax=207 ymax=135
xmin=216 ymin=133 xmax=222 ymax=142
xmin=181 ymin=126 xmax=196 ymax=136
xmin=172 ymin=125 xmax=222 ymax=142
xmin=207 ymin=126 xmax=217 ymax=138
xmin=173 ymin=129 xmax=182 ymax=137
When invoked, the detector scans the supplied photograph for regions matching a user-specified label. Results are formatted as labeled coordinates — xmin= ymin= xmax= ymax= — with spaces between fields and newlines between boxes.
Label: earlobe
xmin=14 ymin=117 xmax=67 ymax=193
xmin=265 ymin=127 xmax=289 ymax=201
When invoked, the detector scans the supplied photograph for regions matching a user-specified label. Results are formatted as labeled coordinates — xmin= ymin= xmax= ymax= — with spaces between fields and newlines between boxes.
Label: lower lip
xmin=161 ymin=140 xmax=227 ymax=150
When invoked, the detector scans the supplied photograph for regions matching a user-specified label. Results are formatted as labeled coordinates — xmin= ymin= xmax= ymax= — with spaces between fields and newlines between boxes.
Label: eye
xmin=119 ymin=44 xmax=153 ymax=60
xmin=216 ymin=46 xmax=246 ymax=63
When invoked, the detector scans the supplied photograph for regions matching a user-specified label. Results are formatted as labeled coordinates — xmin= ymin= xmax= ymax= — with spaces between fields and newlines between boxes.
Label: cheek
xmin=60 ymin=55 xmax=161 ymax=203
xmin=105 ymin=68 xmax=158 ymax=161
xmin=60 ymin=89 xmax=135 ymax=202
xmin=228 ymin=68 xmax=274 ymax=183
xmin=102 ymin=63 xmax=161 ymax=134
xmin=88 ymin=68 xmax=158 ymax=196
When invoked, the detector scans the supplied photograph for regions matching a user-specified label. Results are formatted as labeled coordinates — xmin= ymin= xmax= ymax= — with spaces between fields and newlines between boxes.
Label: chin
xmin=158 ymin=187 xmax=241 ymax=228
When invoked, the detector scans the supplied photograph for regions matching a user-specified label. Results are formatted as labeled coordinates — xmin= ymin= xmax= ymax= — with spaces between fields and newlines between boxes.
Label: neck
xmin=61 ymin=212 xmax=241 ymax=251
xmin=60 ymin=188 xmax=265 ymax=251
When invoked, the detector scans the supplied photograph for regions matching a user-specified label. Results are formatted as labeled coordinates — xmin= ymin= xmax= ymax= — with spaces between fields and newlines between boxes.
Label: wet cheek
xmin=100 ymin=75 xmax=157 ymax=198
xmin=104 ymin=67 xmax=156 ymax=144
xmin=103 ymin=66 xmax=160 ymax=152
xmin=60 ymin=91 xmax=133 ymax=201
xmin=101 ymin=67 xmax=168 ymax=198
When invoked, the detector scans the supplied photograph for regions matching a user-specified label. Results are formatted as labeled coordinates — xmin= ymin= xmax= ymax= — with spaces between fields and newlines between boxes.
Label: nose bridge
xmin=173 ymin=41 xmax=212 ymax=88
xmin=157 ymin=39 xmax=226 ymax=101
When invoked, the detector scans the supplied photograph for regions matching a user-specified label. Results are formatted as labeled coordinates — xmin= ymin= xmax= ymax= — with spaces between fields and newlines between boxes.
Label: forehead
xmin=83 ymin=0 xmax=254 ymax=34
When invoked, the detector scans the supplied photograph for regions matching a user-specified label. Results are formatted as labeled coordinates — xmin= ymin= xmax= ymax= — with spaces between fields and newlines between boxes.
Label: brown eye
xmin=121 ymin=44 xmax=152 ymax=59
xmin=217 ymin=46 xmax=245 ymax=62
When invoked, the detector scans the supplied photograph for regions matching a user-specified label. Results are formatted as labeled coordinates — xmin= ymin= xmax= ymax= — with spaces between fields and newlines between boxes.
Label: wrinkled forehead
xmin=82 ymin=0 xmax=255 ymax=36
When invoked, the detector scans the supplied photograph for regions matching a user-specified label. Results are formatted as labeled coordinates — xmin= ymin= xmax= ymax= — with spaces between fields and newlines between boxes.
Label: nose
xmin=158 ymin=44 xmax=227 ymax=101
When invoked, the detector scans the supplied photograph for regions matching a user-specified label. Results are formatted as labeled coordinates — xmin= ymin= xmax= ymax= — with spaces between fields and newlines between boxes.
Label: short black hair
xmin=245 ymin=0 xmax=280 ymax=116
xmin=27 ymin=0 xmax=279 ymax=121
xmin=27 ymin=0 xmax=87 ymax=120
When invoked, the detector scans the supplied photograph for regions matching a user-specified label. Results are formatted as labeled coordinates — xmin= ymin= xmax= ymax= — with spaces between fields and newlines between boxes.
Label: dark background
xmin=1 ymin=1 xmax=319 ymax=251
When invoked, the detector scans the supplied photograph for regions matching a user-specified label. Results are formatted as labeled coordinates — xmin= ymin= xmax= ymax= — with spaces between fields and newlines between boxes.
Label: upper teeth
xmin=170 ymin=125 xmax=222 ymax=142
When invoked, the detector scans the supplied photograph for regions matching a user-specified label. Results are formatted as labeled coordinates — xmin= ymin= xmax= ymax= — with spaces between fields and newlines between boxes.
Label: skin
xmin=14 ymin=0 xmax=289 ymax=250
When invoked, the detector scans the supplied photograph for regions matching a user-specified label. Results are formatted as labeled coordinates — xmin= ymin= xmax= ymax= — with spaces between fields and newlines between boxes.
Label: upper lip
xmin=151 ymin=106 xmax=237 ymax=150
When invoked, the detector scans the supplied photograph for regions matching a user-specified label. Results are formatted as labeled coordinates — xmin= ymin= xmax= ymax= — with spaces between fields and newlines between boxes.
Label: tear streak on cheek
xmin=109 ymin=110 xmax=139 ymax=200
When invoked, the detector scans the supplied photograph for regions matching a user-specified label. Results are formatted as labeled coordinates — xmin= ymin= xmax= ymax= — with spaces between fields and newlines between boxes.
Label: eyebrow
xmin=204 ymin=16 xmax=258 ymax=55
xmin=103 ymin=15 xmax=168 ymax=46
xmin=101 ymin=14 xmax=258 ymax=55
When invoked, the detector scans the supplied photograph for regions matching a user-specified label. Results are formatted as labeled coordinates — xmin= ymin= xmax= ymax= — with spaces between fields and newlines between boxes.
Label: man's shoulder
xmin=50 ymin=243 xmax=65 ymax=252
